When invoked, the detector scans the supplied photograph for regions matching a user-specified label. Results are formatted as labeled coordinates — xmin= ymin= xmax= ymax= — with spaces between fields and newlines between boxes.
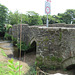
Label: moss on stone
xmin=36 ymin=56 xmax=62 ymax=70
xmin=43 ymin=46 xmax=48 ymax=49
xmin=50 ymin=30 xmax=55 ymax=35
xmin=46 ymin=56 xmax=62 ymax=62
xmin=51 ymin=39 xmax=55 ymax=43
xmin=59 ymin=32 xmax=62 ymax=41
xmin=43 ymin=36 xmax=49 ymax=42
xmin=36 ymin=56 xmax=44 ymax=68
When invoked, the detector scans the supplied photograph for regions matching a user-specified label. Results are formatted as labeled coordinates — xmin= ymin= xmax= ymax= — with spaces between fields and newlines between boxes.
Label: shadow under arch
xmin=30 ymin=41 xmax=36 ymax=53
xmin=66 ymin=64 xmax=75 ymax=70
xmin=29 ymin=38 xmax=37 ymax=52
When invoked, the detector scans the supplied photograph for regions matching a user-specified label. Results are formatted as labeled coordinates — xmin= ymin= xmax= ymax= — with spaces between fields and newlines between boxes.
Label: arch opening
xmin=65 ymin=64 xmax=75 ymax=75
xmin=18 ymin=41 xmax=36 ymax=57
xmin=66 ymin=64 xmax=75 ymax=70
xmin=22 ymin=41 xmax=36 ymax=54
xmin=30 ymin=41 xmax=36 ymax=53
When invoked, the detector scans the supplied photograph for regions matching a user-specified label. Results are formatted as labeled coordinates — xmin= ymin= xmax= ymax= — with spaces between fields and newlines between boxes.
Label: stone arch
xmin=30 ymin=38 xmax=36 ymax=45
xmin=62 ymin=57 xmax=75 ymax=69
xmin=30 ymin=38 xmax=37 ymax=53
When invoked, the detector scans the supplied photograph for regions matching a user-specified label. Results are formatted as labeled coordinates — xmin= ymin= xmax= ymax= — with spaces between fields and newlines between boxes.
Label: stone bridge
xmin=9 ymin=23 xmax=75 ymax=69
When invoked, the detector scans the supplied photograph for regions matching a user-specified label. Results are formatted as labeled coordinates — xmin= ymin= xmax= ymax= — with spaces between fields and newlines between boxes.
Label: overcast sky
xmin=0 ymin=0 xmax=75 ymax=15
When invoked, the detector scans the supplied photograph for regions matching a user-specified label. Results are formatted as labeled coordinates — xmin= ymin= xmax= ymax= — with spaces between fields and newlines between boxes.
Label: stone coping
xmin=13 ymin=24 xmax=75 ymax=28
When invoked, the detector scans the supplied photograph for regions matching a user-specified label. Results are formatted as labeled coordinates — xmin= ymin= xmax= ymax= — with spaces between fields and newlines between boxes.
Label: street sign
xmin=45 ymin=1 xmax=51 ymax=14
xmin=45 ymin=1 xmax=51 ymax=27
xmin=47 ymin=0 xmax=51 ymax=2
xmin=45 ymin=6 xmax=50 ymax=14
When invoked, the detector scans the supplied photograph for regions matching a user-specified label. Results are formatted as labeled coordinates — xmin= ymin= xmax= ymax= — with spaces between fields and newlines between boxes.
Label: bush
xmin=6 ymin=24 xmax=12 ymax=32
xmin=4 ymin=33 xmax=12 ymax=40
xmin=17 ymin=42 xmax=31 ymax=51
xmin=8 ymin=58 xmax=23 ymax=75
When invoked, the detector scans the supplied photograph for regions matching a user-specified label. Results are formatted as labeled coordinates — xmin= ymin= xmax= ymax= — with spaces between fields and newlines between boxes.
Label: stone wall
xmin=9 ymin=24 xmax=75 ymax=69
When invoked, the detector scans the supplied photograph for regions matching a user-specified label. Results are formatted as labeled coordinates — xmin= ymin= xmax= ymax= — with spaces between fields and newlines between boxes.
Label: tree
xmin=41 ymin=15 xmax=60 ymax=24
xmin=41 ymin=15 xmax=47 ymax=24
xmin=26 ymin=11 xmax=43 ymax=25
xmin=21 ymin=14 xmax=29 ymax=24
xmin=58 ymin=9 xmax=75 ymax=24
xmin=0 ymin=4 xmax=8 ymax=34
xmin=8 ymin=11 xmax=21 ymax=25
xmin=49 ymin=15 xmax=60 ymax=24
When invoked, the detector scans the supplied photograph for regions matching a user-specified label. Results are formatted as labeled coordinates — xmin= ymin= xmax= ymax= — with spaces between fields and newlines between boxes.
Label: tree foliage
xmin=0 ymin=4 xmax=8 ymax=33
xmin=8 ymin=11 xmax=21 ymax=25
xmin=26 ymin=11 xmax=43 ymax=25
xmin=8 ymin=11 xmax=43 ymax=25
xmin=1 ymin=3 xmax=75 ymax=29
xmin=58 ymin=9 xmax=75 ymax=24
xmin=8 ymin=9 xmax=75 ymax=25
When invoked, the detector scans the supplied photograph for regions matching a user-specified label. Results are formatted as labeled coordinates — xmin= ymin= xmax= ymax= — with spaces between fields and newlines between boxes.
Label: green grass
xmin=0 ymin=62 xmax=10 ymax=75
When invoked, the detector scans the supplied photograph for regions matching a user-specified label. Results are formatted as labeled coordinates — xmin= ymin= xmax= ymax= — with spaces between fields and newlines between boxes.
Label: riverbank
xmin=0 ymin=40 xmax=36 ymax=74
xmin=0 ymin=48 xmax=30 ymax=74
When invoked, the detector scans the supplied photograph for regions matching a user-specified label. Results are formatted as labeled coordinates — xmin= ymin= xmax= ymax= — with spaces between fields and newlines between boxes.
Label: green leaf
xmin=16 ymin=66 xmax=19 ymax=71
xmin=16 ymin=65 xmax=23 ymax=71
xmin=8 ymin=64 xmax=15 ymax=70
xmin=9 ymin=71 xmax=15 ymax=75
xmin=15 ymin=61 xmax=19 ymax=66
xmin=20 ymin=65 xmax=23 ymax=70
xmin=8 ymin=59 xmax=14 ymax=64
xmin=16 ymin=72 xmax=19 ymax=75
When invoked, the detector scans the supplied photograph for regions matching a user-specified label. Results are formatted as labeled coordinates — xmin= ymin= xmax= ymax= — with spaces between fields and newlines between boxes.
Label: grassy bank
xmin=0 ymin=47 xmax=36 ymax=75
xmin=0 ymin=61 xmax=10 ymax=75
xmin=0 ymin=48 xmax=25 ymax=75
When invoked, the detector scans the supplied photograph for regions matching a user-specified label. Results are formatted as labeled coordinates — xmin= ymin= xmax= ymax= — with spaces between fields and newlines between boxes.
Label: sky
xmin=0 ymin=0 xmax=75 ymax=15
